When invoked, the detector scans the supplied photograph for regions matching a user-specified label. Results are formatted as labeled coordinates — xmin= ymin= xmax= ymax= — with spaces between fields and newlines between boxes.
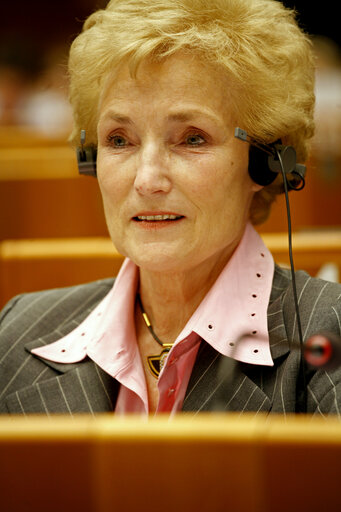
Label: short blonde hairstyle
xmin=68 ymin=0 xmax=315 ymax=224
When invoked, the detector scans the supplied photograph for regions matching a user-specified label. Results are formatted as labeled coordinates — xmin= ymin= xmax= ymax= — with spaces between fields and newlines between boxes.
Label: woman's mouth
xmin=134 ymin=214 xmax=183 ymax=221
xmin=132 ymin=213 xmax=185 ymax=228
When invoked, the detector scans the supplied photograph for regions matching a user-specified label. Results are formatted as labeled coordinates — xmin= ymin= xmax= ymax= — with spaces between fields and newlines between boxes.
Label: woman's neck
xmin=137 ymin=245 xmax=236 ymax=344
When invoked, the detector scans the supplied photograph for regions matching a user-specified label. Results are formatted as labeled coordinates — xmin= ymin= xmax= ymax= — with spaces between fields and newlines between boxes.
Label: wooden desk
xmin=0 ymin=414 xmax=340 ymax=512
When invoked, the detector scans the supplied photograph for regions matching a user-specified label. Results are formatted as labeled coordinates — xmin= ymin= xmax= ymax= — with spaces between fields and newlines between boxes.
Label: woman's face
xmin=97 ymin=53 xmax=261 ymax=274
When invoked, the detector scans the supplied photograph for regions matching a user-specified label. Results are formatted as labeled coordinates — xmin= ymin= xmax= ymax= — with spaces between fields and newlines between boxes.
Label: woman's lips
xmin=132 ymin=212 xmax=185 ymax=228
xmin=134 ymin=214 xmax=183 ymax=221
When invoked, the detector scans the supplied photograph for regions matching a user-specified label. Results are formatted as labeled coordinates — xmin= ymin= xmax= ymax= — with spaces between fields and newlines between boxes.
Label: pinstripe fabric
xmin=182 ymin=266 xmax=341 ymax=416
xmin=0 ymin=279 xmax=119 ymax=414
xmin=0 ymin=268 xmax=340 ymax=416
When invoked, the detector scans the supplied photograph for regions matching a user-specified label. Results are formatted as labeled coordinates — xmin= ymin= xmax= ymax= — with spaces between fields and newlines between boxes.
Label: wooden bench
xmin=262 ymin=230 xmax=341 ymax=279
xmin=0 ymin=145 xmax=108 ymax=240
xmin=0 ymin=237 xmax=123 ymax=307
xmin=0 ymin=126 xmax=70 ymax=148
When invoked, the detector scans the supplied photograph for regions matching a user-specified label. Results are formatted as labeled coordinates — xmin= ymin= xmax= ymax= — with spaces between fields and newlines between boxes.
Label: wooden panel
xmin=262 ymin=230 xmax=341 ymax=276
xmin=0 ymin=238 xmax=124 ymax=306
xmin=0 ymin=146 xmax=77 ymax=179
xmin=0 ymin=126 xmax=70 ymax=148
xmin=0 ymin=414 xmax=341 ymax=512
xmin=0 ymin=144 xmax=108 ymax=240
xmin=258 ymin=157 xmax=341 ymax=232
xmin=0 ymin=178 xmax=108 ymax=240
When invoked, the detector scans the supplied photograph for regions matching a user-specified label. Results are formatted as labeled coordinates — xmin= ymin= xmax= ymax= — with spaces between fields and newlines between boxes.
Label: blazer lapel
xmin=4 ymin=327 xmax=119 ymax=415
xmin=182 ymin=341 xmax=271 ymax=414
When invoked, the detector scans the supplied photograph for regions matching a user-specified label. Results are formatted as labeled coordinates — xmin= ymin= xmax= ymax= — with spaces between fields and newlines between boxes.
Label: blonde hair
xmin=68 ymin=0 xmax=315 ymax=224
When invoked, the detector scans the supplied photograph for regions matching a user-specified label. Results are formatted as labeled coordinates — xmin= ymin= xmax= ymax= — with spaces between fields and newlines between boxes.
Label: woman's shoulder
xmin=272 ymin=264 xmax=341 ymax=299
xmin=0 ymin=278 xmax=114 ymax=340
xmin=271 ymin=264 xmax=341 ymax=334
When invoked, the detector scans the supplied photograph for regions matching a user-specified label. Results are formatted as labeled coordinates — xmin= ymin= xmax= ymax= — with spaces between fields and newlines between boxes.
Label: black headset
xmin=234 ymin=127 xmax=306 ymax=189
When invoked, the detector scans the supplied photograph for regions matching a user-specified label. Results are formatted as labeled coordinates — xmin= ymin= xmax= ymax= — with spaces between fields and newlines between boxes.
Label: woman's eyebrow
xmin=100 ymin=111 xmax=133 ymax=124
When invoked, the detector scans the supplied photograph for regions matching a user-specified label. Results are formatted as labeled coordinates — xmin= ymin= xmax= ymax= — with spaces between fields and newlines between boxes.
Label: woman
xmin=0 ymin=0 xmax=340 ymax=415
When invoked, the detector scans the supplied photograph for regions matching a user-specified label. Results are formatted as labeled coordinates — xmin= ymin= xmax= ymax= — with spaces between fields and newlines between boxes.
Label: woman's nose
xmin=134 ymin=144 xmax=172 ymax=196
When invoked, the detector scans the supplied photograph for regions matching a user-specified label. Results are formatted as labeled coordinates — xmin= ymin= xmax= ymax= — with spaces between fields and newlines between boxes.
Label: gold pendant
xmin=147 ymin=347 xmax=171 ymax=378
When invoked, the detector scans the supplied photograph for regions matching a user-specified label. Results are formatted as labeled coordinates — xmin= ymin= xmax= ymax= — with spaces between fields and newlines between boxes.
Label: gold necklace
xmin=137 ymin=294 xmax=174 ymax=378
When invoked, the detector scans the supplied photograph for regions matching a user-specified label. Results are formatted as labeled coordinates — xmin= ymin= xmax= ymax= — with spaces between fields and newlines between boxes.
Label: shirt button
xmin=168 ymin=388 xmax=175 ymax=397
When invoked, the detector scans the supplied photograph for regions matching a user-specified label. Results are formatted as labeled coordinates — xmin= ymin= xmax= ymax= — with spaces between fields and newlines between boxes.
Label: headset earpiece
xmin=76 ymin=129 xmax=97 ymax=177
xmin=235 ymin=127 xmax=306 ymax=190
xmin=248 ymin=145 xmax=278 ymax=186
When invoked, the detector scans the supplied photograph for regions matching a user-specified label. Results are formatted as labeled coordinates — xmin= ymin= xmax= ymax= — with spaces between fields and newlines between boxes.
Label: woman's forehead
xmin=99 ymin=53 xmax=236 ymax=122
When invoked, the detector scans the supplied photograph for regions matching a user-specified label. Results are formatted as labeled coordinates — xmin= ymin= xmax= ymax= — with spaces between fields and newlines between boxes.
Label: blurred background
xmin=0 ymin=0 xmax=340 ymax=305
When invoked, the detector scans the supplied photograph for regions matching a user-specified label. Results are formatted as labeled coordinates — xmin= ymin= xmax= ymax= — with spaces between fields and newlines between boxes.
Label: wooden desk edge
xmin=0 ymin=413 xmax=340 ymax=444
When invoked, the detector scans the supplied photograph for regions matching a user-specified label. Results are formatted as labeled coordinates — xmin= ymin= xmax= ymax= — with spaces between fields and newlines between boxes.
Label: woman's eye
xmin=108 ymin=134 xmax=128 ymax=147
xmin=185 ymin=134 xmax=206 ymax=146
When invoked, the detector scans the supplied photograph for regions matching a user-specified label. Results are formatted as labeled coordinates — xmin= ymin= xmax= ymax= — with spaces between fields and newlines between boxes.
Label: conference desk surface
xmin=0 ymin=413 xmax=340 ymax=512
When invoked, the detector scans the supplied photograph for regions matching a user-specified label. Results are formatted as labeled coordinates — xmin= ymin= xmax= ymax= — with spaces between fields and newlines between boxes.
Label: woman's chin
xmin=128 ymin=248 xmax=193 ymax=275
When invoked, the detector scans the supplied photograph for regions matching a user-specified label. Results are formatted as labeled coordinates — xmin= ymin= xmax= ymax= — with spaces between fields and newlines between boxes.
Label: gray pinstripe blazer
xmin=0 ymin=266 xmax=340 ymax=416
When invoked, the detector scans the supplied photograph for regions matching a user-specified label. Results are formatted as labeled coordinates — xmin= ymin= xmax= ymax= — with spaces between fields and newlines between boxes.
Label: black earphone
xmin=77 ymin=129 xmax=97 ymax=177
xmin=234 ymin=127 xmax=306 ymax=189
